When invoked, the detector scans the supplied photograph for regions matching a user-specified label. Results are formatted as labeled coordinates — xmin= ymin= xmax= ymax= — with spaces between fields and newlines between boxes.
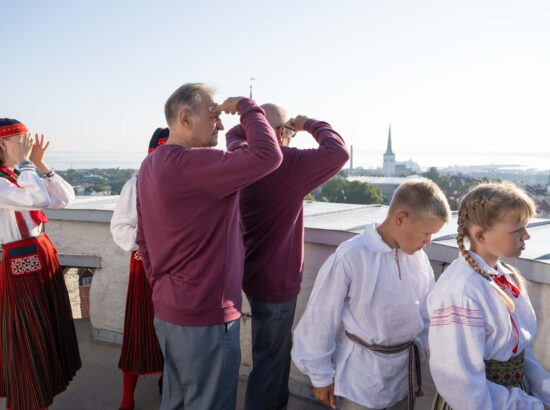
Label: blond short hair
xmin=389 ymin=178 xmax=451 ymax=223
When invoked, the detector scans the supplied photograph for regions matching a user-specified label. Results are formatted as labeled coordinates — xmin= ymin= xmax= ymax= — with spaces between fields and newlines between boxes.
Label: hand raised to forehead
xmin=30 ymin=133 xmax=50 ymax=165
xmin=287 ymin=115 xmax=310 ymax=132
xmin=210 ymin=97 xmax=246 ymax=115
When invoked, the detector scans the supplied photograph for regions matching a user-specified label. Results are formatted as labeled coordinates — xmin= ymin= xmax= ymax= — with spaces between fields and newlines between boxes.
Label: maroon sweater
xmin=136 ymin=99 xmax=282 ymax=326
xmin=226 ymin=119 xmax=349 ymax=302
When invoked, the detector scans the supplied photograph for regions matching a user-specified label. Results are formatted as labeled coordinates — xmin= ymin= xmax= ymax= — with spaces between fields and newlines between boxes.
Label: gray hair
xmin=164 ymin=83 xmax=213 ymax=126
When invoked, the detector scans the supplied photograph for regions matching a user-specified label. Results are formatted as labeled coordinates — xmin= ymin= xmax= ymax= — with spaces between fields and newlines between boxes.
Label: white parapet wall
xmin=43 ymin=198 xmax=550 ymax=402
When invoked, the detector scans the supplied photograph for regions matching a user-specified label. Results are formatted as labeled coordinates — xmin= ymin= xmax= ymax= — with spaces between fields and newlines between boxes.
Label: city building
xmin=382 ymin=124 xmax=420 ymax=176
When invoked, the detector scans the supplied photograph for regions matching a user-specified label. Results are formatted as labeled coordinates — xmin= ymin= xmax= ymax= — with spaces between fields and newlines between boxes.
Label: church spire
xmin=385 ymin=123 xmax=393 ymax=155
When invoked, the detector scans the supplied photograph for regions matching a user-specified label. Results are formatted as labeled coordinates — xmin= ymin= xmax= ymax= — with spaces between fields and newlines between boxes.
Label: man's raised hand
xmin=211 ymin=97 xmax=246 ymax=115
xmin=287 ymin=115 xmax=310 ymax=132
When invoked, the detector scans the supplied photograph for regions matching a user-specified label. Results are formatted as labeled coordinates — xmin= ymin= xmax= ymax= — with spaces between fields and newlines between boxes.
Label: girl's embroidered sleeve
xmin=428 ymin=292 xmax=544 ymax=410
xmin=0 ymin=170 xmax=51 ymax=210
xmin=42 ymin=173 xmax=75 ymax=208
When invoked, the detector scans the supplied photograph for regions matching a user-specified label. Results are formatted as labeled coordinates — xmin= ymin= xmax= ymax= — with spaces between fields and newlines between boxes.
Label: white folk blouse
xmin=428 ymin=252 xmax=550 ymax=409
xmin=291 ymin=223 xmax=434 ymax=408
xmin=110 ymin=175 xmax=137 ymax=252
xmin=0 ymin=169 xmax=74 ymax=244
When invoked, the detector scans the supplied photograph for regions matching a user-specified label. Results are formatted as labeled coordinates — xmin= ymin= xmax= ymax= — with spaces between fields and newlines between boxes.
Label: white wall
xmin=46 ymin=215 xmax=550 ymax=400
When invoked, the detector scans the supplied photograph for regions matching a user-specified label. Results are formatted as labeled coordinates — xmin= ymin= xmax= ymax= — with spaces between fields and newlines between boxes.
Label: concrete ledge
xmin=92 ymin=328 xmax=123 ymax=345
xmin=45 ymin=208 xmax=113 ymax=223
xmin=59 ymin=254 xmax=102 ymax=268
xmin=304 ymin=228 xmax=354 ymax=246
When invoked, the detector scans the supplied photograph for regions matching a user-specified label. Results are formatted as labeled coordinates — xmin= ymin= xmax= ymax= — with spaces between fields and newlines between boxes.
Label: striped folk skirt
xmin=0 ymin=234 xmax=81 ymax=410
xmin=118 ymin=250 xmax=163 ymax=374
xmin=432 ymin=350 xmax=528 ymax=409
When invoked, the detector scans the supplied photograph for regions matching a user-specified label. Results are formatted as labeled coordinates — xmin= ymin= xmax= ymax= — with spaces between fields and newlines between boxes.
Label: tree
xmin=422 ymin=167 xmax=449 ymax=186
xmin=320 ymin=177 xmax=384 ymax=204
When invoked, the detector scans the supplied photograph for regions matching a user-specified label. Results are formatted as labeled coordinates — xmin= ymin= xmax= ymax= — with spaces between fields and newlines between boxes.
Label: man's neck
xmin=166 ymin=134 xmax=192 ymax=149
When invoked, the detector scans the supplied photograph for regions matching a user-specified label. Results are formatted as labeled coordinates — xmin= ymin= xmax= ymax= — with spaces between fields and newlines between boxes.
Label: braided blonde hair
xmin=457 ymin=182 xmax=536 ymax=311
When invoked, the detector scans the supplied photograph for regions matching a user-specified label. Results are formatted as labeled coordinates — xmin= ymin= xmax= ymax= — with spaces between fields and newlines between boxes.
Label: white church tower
xmin=383 ymin=124 xmax=396 ymax=176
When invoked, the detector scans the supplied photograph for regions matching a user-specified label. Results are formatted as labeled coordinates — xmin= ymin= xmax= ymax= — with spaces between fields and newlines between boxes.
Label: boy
xmin=292 ymin=178 xmax=450 ymax=410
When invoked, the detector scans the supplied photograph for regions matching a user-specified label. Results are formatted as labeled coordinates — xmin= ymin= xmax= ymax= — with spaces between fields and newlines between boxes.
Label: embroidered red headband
xmin=0 ymin=118 xmax=28 ymax=139
xmin=148 ymin=128 xmax=169 ymax=154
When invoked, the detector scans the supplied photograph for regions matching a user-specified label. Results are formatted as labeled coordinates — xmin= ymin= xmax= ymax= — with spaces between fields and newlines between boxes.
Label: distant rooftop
xmin=348 ymin=175 xmax=421 ymax=185
xmin=47 ymin=197 xmax=550 ymax=267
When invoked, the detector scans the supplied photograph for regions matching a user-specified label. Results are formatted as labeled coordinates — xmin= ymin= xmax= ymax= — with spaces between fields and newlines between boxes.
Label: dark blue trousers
xmin=154 ymin=317 xmax=241 ymax=410
xmin=245 ymin=298 xmax=298 ymax=410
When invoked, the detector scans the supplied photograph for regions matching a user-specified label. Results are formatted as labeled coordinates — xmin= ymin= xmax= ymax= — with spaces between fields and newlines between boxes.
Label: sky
xmin=2 ymin=0 xmax=550 ymax=168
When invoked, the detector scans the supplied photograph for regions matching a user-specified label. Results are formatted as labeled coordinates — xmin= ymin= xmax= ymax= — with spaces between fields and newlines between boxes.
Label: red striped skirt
xmin=0 ymin=234 xmax=81 ymax=410
xmin=118 ymin=250 xmax=163 ymax=374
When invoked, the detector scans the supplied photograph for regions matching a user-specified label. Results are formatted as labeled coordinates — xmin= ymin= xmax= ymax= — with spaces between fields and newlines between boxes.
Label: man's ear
xmin=275 ymin=126 xmax=284 ymax=144
xmin=178 ymin=107 xmax=193 ymax=130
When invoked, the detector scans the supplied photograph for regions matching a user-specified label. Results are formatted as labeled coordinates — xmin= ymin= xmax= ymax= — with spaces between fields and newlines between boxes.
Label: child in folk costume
xmin=429 ymin=182 xmax=550 ymax=409
xmin=292 ymin=179 xmax=451 ymax=410
xmin=110 ymin=128 xmax=167 ymax=410
xmin=0 ymin=119 xmax=80 ymax=410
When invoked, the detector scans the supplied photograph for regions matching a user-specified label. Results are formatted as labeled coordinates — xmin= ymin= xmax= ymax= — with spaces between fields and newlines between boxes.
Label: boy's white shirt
xmin=428 ymin=251 xmax=550 ymax=409
xmin=291 ymin=222 xmax=434 ymax=408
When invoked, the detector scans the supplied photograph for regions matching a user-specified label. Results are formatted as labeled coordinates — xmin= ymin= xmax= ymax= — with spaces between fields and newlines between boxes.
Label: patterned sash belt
xmin=345 ymin=331 xmax=423 ymax=410
xmin=485 ymin=350 xmax=527 ymax=389
xmin=432 ymin=351 xmax=528 ymax=410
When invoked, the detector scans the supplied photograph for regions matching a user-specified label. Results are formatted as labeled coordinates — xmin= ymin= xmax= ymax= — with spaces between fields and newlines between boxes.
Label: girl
xmin=428 ymin=182 xmax=550 ymax=409
xmin=110 ymin=128 xmax=167 ymax=410
xmin=0 ymin=118 xmax=80 ymax=410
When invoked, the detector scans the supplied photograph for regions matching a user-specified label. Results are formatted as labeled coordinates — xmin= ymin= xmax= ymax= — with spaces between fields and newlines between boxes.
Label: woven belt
xmin=485 ymin=350 xmax=526 ymax=389
xmin=345 ymin=331 xmax=423 ymax=410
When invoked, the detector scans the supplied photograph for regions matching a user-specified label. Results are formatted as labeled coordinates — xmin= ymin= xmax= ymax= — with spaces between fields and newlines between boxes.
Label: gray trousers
xmin=244 ymin=298 xmax=297 ymax=410
xmin=154 ymin=317 xmax=241 ymax=410
xmin=336 ymin=395 xmax=408 ymax=410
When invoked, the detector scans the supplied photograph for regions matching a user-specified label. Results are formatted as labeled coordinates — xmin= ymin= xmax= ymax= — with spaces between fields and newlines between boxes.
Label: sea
xmin=46 ymin=149 xmax=550 ymax=172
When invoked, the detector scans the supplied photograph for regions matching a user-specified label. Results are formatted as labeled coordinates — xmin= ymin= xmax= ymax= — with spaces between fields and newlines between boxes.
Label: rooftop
xmin=47 ymin=196 xmax=550 ymax=279
xmin=6 ymin=196 xmax=547 ymax=409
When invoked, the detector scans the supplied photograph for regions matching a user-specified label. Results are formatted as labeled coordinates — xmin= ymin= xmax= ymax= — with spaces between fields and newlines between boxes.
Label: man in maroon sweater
xmin=136 ymin=84 xmax=282 ymax=410
xmin=226 ymin=103 xmax=349 ymax=410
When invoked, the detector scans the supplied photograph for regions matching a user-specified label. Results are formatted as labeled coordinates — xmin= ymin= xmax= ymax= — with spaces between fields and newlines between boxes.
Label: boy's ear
xmin=395 ymin=211 xmax=408 ymax=226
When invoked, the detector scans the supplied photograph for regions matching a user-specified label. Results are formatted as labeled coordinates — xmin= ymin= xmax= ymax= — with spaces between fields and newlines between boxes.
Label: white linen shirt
xmin=110 ymin=175 xmax=137 ymax=252
xmin=291 ymin=223 xmax=434 ymax=408
xmin=428 ymin=252 xmax=550 ymax=409
xmin=0 ymin=169 xmax=74 ymax=244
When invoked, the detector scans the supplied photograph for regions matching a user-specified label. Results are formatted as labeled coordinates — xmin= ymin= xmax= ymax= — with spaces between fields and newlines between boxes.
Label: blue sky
xmin=2 ymin=0 xmax=550 ymax=164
